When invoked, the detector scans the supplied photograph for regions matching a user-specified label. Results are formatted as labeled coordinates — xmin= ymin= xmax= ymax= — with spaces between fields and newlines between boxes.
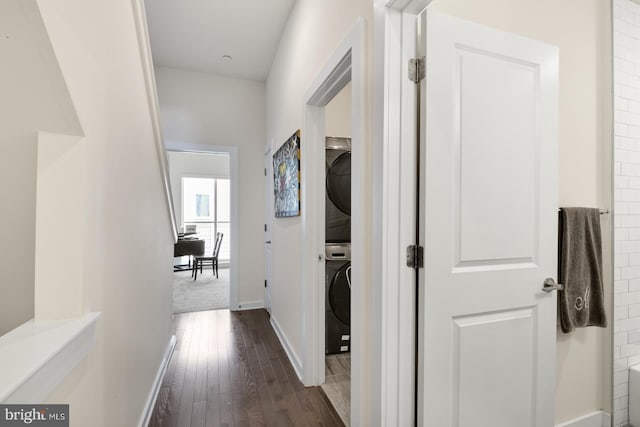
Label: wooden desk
xmin=174 ymin=238 xmax=205 ymax=271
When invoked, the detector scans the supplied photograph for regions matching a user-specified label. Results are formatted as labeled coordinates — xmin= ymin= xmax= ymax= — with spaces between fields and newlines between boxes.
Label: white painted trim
xmin=302 ymin=101 xmax=326 ymax=387
xmin=165 ymin=142 xmax=240 ymax=312
xmin=270 ymin=316 xmax=303 ymax=381
xmin=0 ymin=312 xmax=101 ymax=403
xmin=264 ymin=145 xmax=274 ymax=315
xmin=555 ymin=411 xmax=611 ymax=427
xmin=383 ymin=0 xmax=431 ymax=14
xmin=179 ymin=172 xmax=231 ymax=180
xmin=130 ymin=0 xmax=178 ymax=242
xmin=138 ymin=335 xmax=176 ymax=427
xmin=236 ymin=301 xmax=264 ymax=311
xmin=165 ymin=142 xmax=234 ymax=155
xmin=374 ymin=1 xmax=433 ymax=425
xmin=301 ymin=16 xmax=368 ymax=426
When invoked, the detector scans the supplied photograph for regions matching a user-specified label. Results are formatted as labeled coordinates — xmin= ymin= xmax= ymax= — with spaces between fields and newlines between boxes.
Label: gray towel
xmin=558 ymin=207 xmax=607 ymax=333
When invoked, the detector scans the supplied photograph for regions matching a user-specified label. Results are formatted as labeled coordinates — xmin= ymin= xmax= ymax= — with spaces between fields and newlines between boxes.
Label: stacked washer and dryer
xmin=325 ymin=137 xmax=351 ymax=355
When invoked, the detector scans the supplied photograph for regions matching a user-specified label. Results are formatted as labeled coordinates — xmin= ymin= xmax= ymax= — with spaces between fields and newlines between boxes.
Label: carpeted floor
xmin=172 ymin=267 xmax=229 ymax=313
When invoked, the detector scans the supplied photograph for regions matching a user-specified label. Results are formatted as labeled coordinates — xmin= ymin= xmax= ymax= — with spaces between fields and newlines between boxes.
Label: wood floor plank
xmin=194 ymin=312 xmax=211 ymax=404
xmin=162 ymin=312 xmax=196 ymax=427
xmin=265 ymin=349 xmax=309 ymax=425
xmin=313 ymin=387 xmax=345 ymax=426
xmin=217 ymin=326 xmax=234 ymax=427
xmin=205 ymin=312 xmax=221 ymax=427
xmin=255 ymin=341 xmax=296 ymax=427
xmin=176 ymin=312 xmax=206 ymax=427
xmin=191 ymin=401 xmax=207 ymax=427
xmin=151 ymin=309 xmax=345 ymax=427
xmin=229 ymin=314 xmax=262 ymax=426
xmin=217 ymin=392 xmax=234 ymax=427
xmin=237 ymin=312 xmax=278 ymax=426
xmin=325 ymin=356 xmax=348 ymax=376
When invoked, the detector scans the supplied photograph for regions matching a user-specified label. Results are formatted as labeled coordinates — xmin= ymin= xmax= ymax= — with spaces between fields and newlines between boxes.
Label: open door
xmin=418 ymin=11 xmax=559 ymax=426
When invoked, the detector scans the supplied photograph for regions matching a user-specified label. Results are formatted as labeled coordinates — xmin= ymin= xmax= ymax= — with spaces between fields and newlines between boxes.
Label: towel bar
xmin=557 ymin=208 xmax=609 ymax=215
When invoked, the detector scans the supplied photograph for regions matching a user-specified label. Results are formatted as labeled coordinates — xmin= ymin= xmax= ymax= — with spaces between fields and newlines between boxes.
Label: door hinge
xmin=264 ymin=279 xmax=268 ymax=288
xmin=264 ymin=224 xmax=267 ymax=232
xmin=406 ymin=245 xmax=424 ymax=269
xmin=408 ymin=57 xmax=425 ymax=84
xmin=264 ymin=167 xmax=267 ymax=176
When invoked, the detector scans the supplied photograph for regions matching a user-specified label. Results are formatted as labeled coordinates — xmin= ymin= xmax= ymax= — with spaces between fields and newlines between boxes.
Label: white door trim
xmin=373 ymin=0 xmax=432 ymax=425
xmin=165 ymin=142 xmax=239 ymax=311
xmin=264 ymin=146 xmax=273 ymax=314
xmin=301 ymin=17 xmax=367 ymax=425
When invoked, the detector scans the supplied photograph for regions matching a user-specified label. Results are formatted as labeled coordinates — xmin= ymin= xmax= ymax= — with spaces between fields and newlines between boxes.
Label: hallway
xmin=149 ymin=309 xmax=343 ymax=426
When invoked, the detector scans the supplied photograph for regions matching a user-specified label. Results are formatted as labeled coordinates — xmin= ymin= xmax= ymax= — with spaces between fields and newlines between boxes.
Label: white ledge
xmin=0 ymin=312 xmax=100 ymax=403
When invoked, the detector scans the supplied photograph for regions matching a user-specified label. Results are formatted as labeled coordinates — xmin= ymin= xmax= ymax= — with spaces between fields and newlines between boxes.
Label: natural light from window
xmin=182 ymin=177 xmax=230 ymax=261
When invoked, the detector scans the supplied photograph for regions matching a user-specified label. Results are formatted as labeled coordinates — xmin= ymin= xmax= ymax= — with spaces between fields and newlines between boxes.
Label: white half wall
xmin=428 ymin=0 xmax=613 ymax=424
xmin=34 ymin=0 xmax=176 ymax=425
xmin=155 ymin=67 xmax=266 ymax=306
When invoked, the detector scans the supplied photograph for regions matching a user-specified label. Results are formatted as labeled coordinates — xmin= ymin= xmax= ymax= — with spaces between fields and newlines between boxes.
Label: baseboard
xmin=138 ymin=335 xmax=176 ymax=427
xmin=270 ymin=316 xmax=303 ymax=381
xmin=234 ymin=300 xmax=264 ymax=311
xmin=556 ymin=411 xmax=611 ymax=427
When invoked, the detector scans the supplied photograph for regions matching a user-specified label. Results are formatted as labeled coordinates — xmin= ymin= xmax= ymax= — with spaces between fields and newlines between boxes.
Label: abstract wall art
xmin=273 ymin=130 xmax=301 ymax=217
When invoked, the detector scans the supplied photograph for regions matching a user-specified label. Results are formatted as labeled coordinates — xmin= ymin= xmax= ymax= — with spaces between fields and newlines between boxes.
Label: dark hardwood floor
xmin=149 ymin=309 xmax=344 ymax=427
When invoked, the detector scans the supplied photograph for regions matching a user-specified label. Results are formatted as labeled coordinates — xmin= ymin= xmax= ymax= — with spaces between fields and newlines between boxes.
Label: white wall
xmin=613 ymin=1 xmax=640 ymax=425
xmin=155 ymin=67 xmax=266 ymax=306
xmin=32 ymin=0 xmax=176 ymax=425
xmin=429 ymin=0 xmax=613 ymax=424
xmin=326 ymin=82 xmax=352 ymax=138
xmin=167 ymin=151 xmax=230 ymax=228
xmin=0 ymin=0 xmax=82 ymax=336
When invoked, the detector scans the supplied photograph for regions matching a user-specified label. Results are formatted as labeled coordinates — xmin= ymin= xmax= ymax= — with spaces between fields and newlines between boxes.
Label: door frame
xmin=305 ymin=4 xmax=434 ymax=424
xmin=165 ymin=142 xmax=239 ymax=310
xmin=373 ymin=0 xmax=431 ymax=425
xmin=264 ymin=145 xmax=273 ymax=314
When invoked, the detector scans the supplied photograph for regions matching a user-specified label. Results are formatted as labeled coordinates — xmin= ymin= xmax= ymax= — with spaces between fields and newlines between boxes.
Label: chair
xmin=193 ymin=232 xmax=223 ymax=280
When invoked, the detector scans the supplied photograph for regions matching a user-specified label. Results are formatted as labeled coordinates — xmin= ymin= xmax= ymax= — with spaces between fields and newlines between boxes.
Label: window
xmin=182 ymin=177 xmax=230 ymax=262
xmin=195 ymin=194 xmax=210 ymax=217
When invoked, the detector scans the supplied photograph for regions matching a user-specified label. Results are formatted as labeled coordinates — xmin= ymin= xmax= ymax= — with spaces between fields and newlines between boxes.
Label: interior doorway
xmin=322 ymin=83 xmax=353 ymax=425
xmin=166 ymin=148 xmax=238 ymax=313
xmin=299 ymin=18 xmax=366 ymax=426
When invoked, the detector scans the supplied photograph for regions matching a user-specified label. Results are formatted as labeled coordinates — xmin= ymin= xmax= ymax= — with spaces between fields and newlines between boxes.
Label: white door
xmin=264 ymin=149 xmax=273 ymax=313
xmin=418 ymin=11 xmax=559 ymax=427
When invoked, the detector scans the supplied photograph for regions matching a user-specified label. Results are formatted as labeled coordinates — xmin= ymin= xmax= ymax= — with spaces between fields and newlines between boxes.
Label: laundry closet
xmin=321 ymin=82 xmax=352 ymax=425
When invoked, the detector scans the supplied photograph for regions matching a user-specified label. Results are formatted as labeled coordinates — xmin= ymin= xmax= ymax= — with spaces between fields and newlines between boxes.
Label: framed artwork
xmin=273 ymin=130 xmax=301 ymax=217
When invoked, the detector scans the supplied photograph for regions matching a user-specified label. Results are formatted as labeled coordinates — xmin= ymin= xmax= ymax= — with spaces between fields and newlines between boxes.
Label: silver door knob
xmin=542 ymin=278 xmax=564 ymax=293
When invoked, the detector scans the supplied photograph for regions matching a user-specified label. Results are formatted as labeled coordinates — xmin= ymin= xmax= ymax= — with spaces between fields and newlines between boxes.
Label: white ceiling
xmin=145 ymin=0 xmax=296 ymax=82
